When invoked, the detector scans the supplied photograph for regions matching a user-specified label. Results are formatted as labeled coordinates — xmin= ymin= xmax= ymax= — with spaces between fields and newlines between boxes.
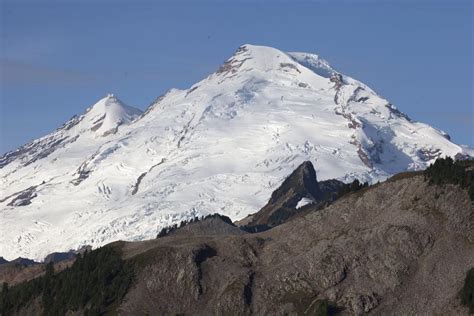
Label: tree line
xmin=424 ymin=157 xmax=474 ymax=201
xmin=0 ymin=246 xmax=133 ymax=315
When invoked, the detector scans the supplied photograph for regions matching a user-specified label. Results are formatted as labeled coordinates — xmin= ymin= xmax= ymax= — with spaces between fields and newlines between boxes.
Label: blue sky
xmin=1 ymin=0 xmax=473 ymax=153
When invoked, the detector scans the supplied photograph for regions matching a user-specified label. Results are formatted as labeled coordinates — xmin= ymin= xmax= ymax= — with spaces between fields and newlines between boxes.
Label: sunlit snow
xmin=0 ymin=44 xmax=472 ymax=261
xmin=296 ymin=197 xmax=313 ymax=209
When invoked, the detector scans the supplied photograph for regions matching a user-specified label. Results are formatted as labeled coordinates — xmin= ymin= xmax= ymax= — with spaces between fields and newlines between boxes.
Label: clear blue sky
xmin=1 ymin=0 xmax=473 ymax=154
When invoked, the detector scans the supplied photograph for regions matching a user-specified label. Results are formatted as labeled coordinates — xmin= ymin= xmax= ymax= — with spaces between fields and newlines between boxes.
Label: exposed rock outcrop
xmin=238 ymin=161 xmax=344 ymax=229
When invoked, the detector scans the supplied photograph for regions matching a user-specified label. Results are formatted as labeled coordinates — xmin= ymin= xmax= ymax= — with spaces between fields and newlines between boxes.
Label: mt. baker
xmin=1 ymin=44 xmax=472 ymax=260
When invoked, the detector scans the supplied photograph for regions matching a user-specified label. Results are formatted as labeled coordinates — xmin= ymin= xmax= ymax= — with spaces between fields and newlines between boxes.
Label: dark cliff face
xmin=3 ymin=161 xmax=474 ymax=316
xmin=240 ymin=161 xmax=344 ymax=229
xmin=267 ymin=161 xmax=322 ymax=205
xmin=248 ymin=161 xmax=321 ymax=228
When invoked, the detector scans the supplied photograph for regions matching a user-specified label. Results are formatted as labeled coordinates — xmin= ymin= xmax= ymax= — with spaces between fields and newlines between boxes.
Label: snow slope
xmin=1 ymin=44 xmax=472 ymax=260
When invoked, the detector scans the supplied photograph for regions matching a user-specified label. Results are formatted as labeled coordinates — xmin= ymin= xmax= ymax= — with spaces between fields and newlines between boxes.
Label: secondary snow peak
xmin=85 ymin=94 xmax=142 ymax=136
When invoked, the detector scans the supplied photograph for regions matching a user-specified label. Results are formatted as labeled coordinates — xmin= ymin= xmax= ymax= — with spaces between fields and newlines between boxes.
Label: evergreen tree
xmin=424 ymin=157 xmax=473 ymax=201
xmin=1 ymin=282 xmax=10 ymax=316
xmin=42 ymin=262 xmax=55 ymax=312
xmin=0 ymin=246 xmax=133 ymax=315
xmin=461 ymin=268 xmax=474 ymax=313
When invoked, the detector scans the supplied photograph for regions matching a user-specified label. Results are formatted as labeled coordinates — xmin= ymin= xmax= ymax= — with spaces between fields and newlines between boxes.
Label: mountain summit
xmin=0 ymin=44 xmax=472 ymax=260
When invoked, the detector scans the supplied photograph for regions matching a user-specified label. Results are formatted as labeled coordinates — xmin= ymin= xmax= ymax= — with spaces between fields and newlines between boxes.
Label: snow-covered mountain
xmin=1 ymin=44 xmax=472 ymax=260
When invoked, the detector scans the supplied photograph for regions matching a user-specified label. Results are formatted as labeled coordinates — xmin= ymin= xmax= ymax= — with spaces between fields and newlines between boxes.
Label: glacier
xmin=1 ymin=44 xmax=472 ymax=260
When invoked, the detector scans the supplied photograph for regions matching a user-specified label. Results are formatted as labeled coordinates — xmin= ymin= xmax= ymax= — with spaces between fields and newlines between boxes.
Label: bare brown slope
xmin=116 ymin=173 xmax=473 ymax=315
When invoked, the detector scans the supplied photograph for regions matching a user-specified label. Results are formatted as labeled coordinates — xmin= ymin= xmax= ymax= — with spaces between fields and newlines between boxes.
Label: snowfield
xmin=1 ymin=44 xmax=472 ymax=260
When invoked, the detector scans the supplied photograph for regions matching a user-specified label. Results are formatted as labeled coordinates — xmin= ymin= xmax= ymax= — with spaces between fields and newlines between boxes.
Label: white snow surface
xmin=296 ymin=197 xmax=314 ymax=209
xmin=1 ymin=44 xmax=472 ymax=260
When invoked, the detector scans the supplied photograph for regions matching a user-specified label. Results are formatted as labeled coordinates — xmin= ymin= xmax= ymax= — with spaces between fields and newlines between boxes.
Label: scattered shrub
xmin=461 ymin=268 xmax=474 ymax=313
xmin=157 ymin=213 xmax=234 ymax=238
xmin=337 ymin=179 xmax=369 ymax=198
xmin=312 ymin=299 xmax=342 ymax=316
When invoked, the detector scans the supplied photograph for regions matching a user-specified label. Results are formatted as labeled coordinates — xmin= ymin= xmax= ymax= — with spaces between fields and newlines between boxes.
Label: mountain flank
xmin=1 ymin=44 xmax=473 ymax=261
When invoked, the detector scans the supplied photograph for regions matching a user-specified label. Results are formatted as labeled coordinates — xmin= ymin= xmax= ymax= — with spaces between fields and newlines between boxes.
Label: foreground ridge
xmin=1 ymin=160 xmax=473 ymax=315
